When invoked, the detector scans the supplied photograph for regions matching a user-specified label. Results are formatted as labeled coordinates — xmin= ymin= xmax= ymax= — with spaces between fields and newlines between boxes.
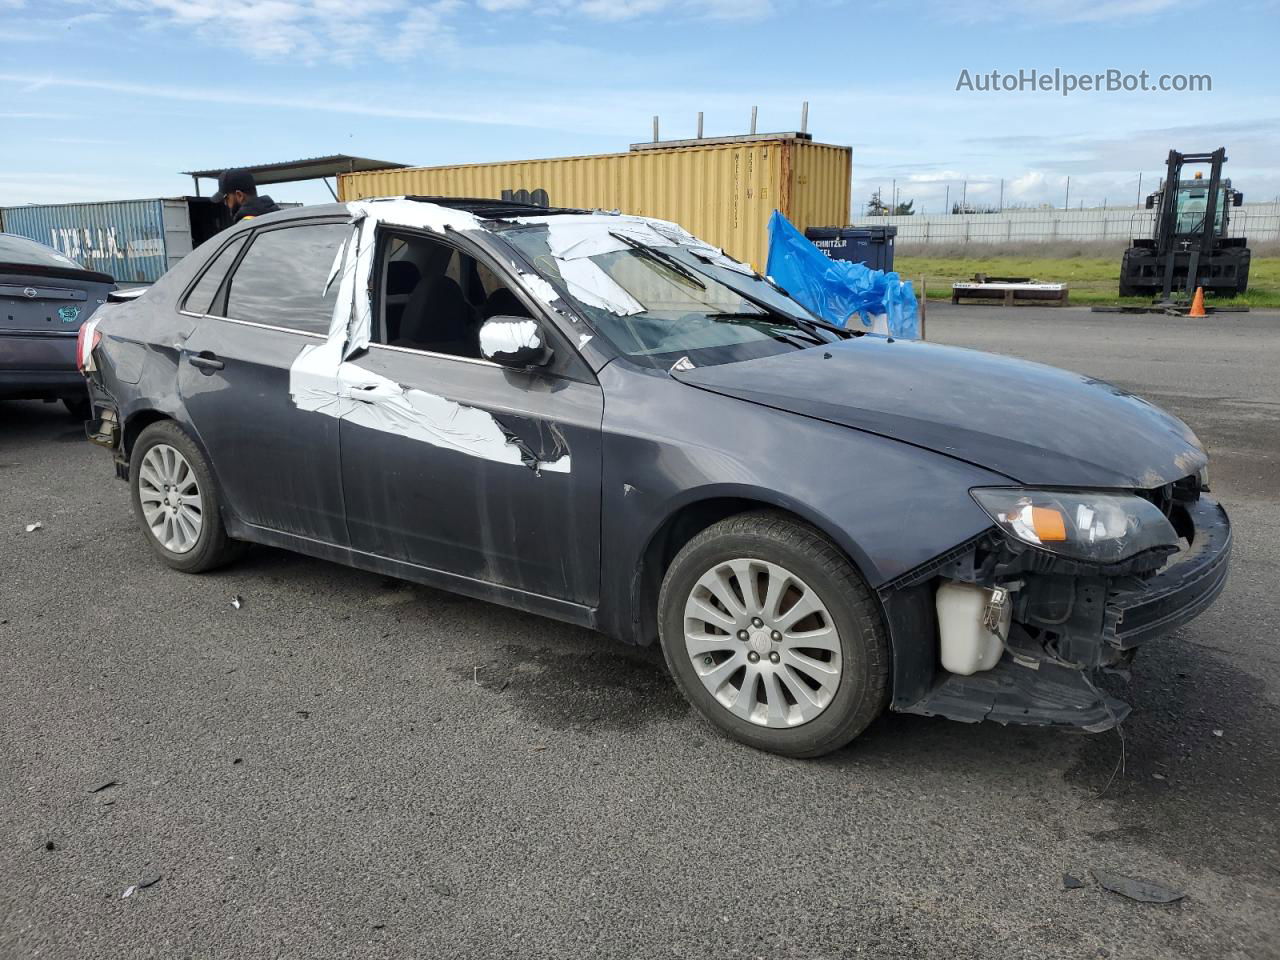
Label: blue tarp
xmin=766 ymin=211 xmax=919 ymax=339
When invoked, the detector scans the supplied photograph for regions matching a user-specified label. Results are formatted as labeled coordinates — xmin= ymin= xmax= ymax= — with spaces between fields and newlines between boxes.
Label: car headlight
xmin=971 ymin=488 xmax=1178 ymax=563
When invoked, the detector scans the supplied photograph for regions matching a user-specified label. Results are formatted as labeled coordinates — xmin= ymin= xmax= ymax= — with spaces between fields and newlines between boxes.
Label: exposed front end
xmin=885 ymin=475 xmax=1231 ymax=730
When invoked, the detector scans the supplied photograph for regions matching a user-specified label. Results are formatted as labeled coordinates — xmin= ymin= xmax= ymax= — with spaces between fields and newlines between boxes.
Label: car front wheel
xmin=658 ymin=512 xmax=890 ymax=758
xmin=130 ymin=420 xmax=241 ymax=573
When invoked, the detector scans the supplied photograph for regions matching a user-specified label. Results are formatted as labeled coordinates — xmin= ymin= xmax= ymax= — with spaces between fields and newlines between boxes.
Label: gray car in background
xmin=1 ymin=233 xmax=115 ymax=417
xmin=80 ymin=197 xmax=1230 ymax=757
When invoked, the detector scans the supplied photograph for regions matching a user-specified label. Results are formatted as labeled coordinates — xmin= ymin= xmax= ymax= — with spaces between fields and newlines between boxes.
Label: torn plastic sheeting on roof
xmin=542 ymin=219 xmax=674 ymax=260
xmin=636 ymin=219 xmax=755 ymax=274
xmin=689 ymin=244 xmax=756 ymax=276
xmin=347 ymin=198 xmax=483 ymax=235
xmin=557 ymin=258 xmax=644 ymax=316
xmin=288 ymin=342 xmax=570 ymax=475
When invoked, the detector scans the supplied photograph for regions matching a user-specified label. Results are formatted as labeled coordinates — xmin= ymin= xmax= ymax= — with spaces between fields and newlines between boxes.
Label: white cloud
xmin=936 ymin=0 xmax=1198 ymax=23
xmin=56 ymin=0 xmax=772 ymax=63
xmin=477 ymin=0 xmax=772 ymax=18
xmin=0 ymin=71 xmax=649 ymax=137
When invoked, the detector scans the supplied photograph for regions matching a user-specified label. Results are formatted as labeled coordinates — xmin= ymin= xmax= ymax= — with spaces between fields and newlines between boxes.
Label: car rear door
xmin=177 ymin=219 xmax=351 ymax=545
xmin=337 ymin=230 xmax=604 ymax=605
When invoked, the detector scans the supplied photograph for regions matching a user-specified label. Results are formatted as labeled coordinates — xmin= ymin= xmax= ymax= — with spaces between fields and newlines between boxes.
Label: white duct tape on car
xmin=479 ymin=318 xmax=540 ymax=358
xmin=517 ymin=272 xmax=566 ymax=312
xmin=325 ymin=220 xmax=363 ymax=344
xmin=345 ymin=214 xmax=379 ymax=357
xmin=336 ymin=199 xmax=487 ymax=357
xmin=291 ymin=198 xmax=580 ymax=474
xmin=289 ymin=343 xmax=570 ymax=474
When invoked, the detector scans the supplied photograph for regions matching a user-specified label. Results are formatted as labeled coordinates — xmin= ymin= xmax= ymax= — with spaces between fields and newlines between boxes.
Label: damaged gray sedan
xmin=80 ymin=197 xmax=1231 ymax=757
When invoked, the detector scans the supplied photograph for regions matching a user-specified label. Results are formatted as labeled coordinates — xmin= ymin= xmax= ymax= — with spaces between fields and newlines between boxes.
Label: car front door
xmin=177 ymin=219 xmax=351 ymax=545
xmin=337 ymin=231 xmax=604 ymax=605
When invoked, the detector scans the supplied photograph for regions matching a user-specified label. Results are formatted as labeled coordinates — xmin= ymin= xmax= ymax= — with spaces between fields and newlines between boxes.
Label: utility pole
xmin=961 ymin=180 xmax=967 ymax=210
xmin=892 ymin=179 xmax=896 ymax=214
xmin=1064 ymin=176 xmax=1070 ymax=210
xmin=999 ymin=178 xmax=1004 ymax=211
xmin=1136 ymin=172 xmax=1143 ymax=208
xmin=945 ymin=184 xmax=950 ymax=214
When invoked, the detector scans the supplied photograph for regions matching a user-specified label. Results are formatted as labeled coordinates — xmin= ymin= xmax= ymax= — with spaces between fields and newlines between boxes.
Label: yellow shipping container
xmin=338 ymin=134 xmax=851 ymax=272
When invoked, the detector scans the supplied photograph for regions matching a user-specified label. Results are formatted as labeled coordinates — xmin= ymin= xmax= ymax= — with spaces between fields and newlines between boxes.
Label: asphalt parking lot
xmin=3 ymin=304 xmax=1278 ymax=959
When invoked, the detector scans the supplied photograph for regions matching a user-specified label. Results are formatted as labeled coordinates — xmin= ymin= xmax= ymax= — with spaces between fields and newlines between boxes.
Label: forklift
xmin=1119 ymin=147 xmax=1250 ymax=300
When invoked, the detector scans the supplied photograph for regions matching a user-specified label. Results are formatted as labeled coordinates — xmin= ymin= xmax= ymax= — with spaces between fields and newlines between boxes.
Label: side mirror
xmin=1144 ymin=194 xmax=1155 ymax=209
xmin=479 ymin=315 xmax=553 ymax=369
xmin=1233 ymin=191 xmax=1244 ymax=207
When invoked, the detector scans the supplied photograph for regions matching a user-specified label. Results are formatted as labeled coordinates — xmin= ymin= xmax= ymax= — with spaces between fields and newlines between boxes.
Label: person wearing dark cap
xmin=212 ymin=169 xmax=281 ymax=224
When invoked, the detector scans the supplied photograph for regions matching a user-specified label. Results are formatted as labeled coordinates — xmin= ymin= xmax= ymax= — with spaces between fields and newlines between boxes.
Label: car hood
xmin=672 ymin=336 xmax=1207 ymax=489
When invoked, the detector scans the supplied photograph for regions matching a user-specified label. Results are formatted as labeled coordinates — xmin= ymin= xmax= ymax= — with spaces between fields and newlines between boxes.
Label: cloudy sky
xmin=1 ymin=0 xmax=1277 ymax=214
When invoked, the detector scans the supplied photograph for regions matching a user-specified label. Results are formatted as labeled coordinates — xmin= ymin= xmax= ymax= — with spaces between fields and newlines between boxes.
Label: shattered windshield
xmin=503 ymin=220 xmax=833 ymax=369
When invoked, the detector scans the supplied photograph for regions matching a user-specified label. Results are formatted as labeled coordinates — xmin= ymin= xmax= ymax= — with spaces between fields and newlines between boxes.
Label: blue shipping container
xmin=0 ymin=197 xmax=230 ymax=284
xmin=804 ymin=225 xmax=897 ymax=272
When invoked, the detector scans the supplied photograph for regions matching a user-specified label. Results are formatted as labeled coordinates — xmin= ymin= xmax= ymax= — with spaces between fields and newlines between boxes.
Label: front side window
xmin=503 ymin=222 xmax=832 ymax=370
xmin=224 ymin=222 xmax=348 ymax=333
xmin=376 ymin=232 xmax=534 ymax=359
xmin=184 ymin=234 xmax=247 ymax=315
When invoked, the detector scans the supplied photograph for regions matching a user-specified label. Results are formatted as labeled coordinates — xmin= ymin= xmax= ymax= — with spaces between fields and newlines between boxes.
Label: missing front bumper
xmin=890 ymin=496 xmax=1231 ymax=730
xmin=901 ymin=658 xmax=1129 ymax=732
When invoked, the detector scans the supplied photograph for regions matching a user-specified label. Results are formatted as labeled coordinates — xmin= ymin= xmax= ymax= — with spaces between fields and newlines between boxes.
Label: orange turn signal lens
xmin=1030 ymin=506 xmax=1068 ymax=542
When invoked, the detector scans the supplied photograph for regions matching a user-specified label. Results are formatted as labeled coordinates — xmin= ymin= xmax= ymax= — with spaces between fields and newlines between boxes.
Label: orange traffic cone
xmin=1189 ymin=286 xmax=1207 ymax=317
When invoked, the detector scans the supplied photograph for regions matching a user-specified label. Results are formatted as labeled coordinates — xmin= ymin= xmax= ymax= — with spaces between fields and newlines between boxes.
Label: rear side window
xmin=0 ymin=233 xmax=85 ymax=270
xmin=224 ymin=223 xmax=348 ymax=334
xmin=184 ymin=234 xmax=247 ymax=315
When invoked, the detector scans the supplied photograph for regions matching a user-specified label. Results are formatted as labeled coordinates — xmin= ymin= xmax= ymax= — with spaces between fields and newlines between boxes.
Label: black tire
xmin=129 ymin=420 xmax=243 ymax=573
xmin=658 ymin=511 xmax=889 ymax=758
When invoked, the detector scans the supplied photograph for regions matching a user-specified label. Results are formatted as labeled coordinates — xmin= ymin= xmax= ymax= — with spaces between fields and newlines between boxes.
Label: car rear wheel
xmin=658 ymin=511 xmax=889 ymax=758
xmin=130 ymin=421 xmax=241 ymax=573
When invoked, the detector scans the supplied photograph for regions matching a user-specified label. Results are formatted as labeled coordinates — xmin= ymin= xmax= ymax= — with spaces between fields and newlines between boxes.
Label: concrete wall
xmin=856 ymin=203 xmax=1280 ymax=247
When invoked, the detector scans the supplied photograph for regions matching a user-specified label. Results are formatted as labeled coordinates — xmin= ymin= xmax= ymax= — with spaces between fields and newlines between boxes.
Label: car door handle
xmin=188 ymin=352 xmax=224 ymax=372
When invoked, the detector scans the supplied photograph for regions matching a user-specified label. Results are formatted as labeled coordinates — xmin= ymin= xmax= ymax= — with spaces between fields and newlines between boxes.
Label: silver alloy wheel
xmin=137 ymin=443 xmax=203 ymax=554
xmin=683 ymin=558 xmax=842 ymax=728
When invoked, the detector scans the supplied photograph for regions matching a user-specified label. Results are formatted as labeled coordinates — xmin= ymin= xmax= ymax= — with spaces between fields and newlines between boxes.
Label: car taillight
xmin=76 ymin=318 xmax=102 ymax=373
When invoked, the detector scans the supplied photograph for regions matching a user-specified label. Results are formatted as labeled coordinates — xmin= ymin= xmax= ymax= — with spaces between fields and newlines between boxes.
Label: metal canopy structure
xmin=182 ymin=154 xmax=409 ymax=200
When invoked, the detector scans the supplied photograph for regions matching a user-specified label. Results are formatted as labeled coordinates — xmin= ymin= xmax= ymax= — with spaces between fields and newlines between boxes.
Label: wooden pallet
xmin=952 ymin=281 xmax=1069 ymax=307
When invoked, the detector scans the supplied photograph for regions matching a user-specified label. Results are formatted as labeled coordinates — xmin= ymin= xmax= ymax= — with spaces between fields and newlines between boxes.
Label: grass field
xmin=895 ymin=252 xmax=1280 ymax=309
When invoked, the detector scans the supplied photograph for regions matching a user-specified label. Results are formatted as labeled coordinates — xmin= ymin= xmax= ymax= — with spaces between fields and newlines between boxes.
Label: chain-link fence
xmin=856 ymin=203 xmax=1280 ymax=247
